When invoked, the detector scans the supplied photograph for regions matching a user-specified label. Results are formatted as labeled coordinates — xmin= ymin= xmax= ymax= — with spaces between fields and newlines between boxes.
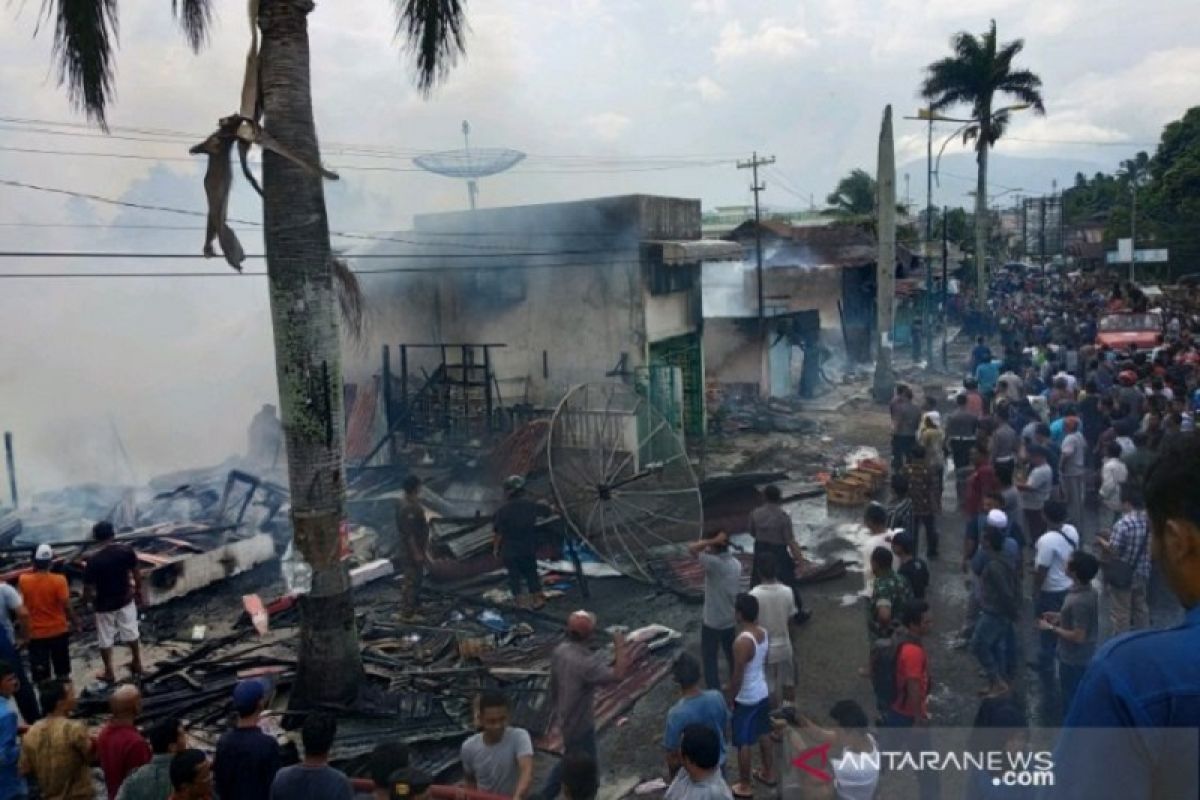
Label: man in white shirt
xmin=461 ymin=691 xmax=533 ymax=799
xmin=1059 ymin=418 xmax=1087 ymax=530
xmin=1033 ymin=500 xmax=1078 ymax=678
xmin=858 ymin=503 xmax=895 ymax=597
xmin=1098 ymin=442 xmax=1129 ymax=531
xmin=1018 ymin=446 xmax=1054 ymax=544
xmin=749 ymin=557 xmax=797 ymax=709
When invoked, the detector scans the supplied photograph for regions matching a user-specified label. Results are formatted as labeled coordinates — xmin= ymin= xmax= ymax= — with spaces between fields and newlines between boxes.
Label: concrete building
xmin=345 ymin=195 xmax=740 ymax=443
xmin=701 ymin=219 xmax=923 ymax=402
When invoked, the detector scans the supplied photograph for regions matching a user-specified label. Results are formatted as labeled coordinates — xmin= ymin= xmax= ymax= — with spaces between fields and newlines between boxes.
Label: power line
xmin=0 ymin=248 xmax=639 ymax=260
xmin=0 ymin=177 xmax=644 ymax=255
xmin=1004 ymin=136 xmax=1157 ymax=148
xmin=0 ymin=143 xmax=732 ymax=174
xmin=0 ymin=256 xmax=645 ymax=279
xmin=0 ymin=221 xmax=632 ymax=238
xmin=0 ymin=115 xmax=740 ymax=166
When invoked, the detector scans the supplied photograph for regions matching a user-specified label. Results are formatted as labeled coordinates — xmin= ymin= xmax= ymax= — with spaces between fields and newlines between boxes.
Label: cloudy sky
xmin=0 ymin=0 xmax=1197 ymax=490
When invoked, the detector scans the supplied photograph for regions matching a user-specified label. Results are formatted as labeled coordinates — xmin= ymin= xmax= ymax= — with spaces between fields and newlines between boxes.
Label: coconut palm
xmin=826 ymin=168 xmax=876 ymax=216
xmin=920 ymin=19 xmax=1044 ymax=302
xmin=26 ymin=0 xmax=468 ymax=706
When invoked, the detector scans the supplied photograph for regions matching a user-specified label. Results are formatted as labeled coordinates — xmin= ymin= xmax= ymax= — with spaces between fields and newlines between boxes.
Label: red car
xmin=1096 ymin=312 xmax=1164 ymax=352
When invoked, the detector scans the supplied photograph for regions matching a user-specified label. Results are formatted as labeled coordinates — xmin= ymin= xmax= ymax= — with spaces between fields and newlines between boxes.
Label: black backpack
xmin=870 ymin=633 xmax=922 ymax=710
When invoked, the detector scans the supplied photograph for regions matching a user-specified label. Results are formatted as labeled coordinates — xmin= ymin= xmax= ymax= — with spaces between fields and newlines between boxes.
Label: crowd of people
xmin=0 ymin=268 xmax=1197 ymax=799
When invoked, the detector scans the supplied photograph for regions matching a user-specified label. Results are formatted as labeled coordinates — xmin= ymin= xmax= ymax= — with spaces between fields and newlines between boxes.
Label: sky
xmin=0 ymin=0 xmax=1198 ymax=492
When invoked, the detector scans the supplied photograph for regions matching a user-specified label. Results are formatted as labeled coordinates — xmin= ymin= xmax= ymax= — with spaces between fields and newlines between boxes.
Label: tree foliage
xmin=826 ymin=168 xmax=876 ymax=216
xmin=919 ymin=19 xmax=1046 ymax=158
xmin=1062 ymin=107 xmax=1200 ymax=274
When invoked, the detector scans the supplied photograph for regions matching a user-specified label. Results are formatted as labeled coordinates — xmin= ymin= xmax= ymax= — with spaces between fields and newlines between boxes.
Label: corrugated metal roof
xmin=345 ymin=377 xmax=381 ymax=460
xmin=647 ymin=239 xmax=743 ymax=265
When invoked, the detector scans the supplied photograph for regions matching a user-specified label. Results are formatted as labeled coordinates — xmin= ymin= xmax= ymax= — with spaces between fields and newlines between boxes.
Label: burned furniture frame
xmin=366 ymin=343 xmax=507 ymax=461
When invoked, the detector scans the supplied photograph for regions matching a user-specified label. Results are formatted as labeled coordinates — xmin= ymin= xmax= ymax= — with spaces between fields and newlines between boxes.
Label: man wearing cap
xmin=392 ymin=475 xmax=429 ymax=622
xmin=541 ymin=611 xmax=629 ymax=800
xmin=972 ymin=525 xmax=1019 ymax=698
xmin=213 ymin=679 xmax=280 ymax=800
xmin=493 ymin=476 xmax=553 ymax=610
xmin=19 ymin=544 xmax=76 ymax=683
xmin=389 ymin=767 xmax=432 ymax=800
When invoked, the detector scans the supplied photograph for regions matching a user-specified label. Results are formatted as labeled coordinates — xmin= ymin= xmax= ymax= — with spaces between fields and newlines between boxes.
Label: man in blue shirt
xmin=0 ymin=660 xmax=24 ymax=800
xmin=1054 ymin=433 xmax=1200 ymax=799
xmin=662 ymin=653 xmax=729 ymax=777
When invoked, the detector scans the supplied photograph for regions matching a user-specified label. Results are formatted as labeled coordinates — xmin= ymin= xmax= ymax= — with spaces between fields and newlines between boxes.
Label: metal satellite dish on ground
xmin=413 ymin=121 xmax=525 ymax=209
xmin=547 ymin=383 xmax=703 ymax=585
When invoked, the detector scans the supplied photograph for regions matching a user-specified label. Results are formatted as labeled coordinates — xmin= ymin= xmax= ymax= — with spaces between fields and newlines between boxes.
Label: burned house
xmin=702 ymin=219 xmax=923 ymax=403
xmin=345 ymin=195 xmax=740 ymax=445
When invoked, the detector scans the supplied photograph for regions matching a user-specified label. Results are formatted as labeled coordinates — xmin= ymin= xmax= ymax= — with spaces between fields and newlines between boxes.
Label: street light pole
xmin=925 ymin=116 xmax=934 ymax=364
xmin=1130 ymin=180 xmax=1138 ymax=284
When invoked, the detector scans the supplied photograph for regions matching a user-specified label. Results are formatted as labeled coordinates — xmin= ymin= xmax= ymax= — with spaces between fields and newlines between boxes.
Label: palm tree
xmin=920 ymin=20 xmax=1044 ymax=302
xmin=827 ymin=168 xmax=876 ymax=216
xmin=27 ymin=0 xmax=468 ymax=706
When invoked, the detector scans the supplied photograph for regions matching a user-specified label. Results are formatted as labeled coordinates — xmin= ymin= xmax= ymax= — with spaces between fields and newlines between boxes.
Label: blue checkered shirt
xmin=1111 ymin=509 xmax=1151 ymax=583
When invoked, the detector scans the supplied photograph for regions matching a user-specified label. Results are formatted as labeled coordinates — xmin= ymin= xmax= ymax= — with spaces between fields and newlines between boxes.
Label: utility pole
xmin=942 ymin=206 xmax=949 ymax=370
xmin=1130 ymin=179 xmax=1138 ymax=284
xmin=737 ymin=152 xmax=776 ymax=393
xmin=3 ymin=432 xmax=15 ymax=509
xmin=1039 ymin=195 xmax=1047 ymax=274
xmin=873 ymin=106 xmax=897 ymax=403
xmin=924 ymin=115 xmax=934 ymax=366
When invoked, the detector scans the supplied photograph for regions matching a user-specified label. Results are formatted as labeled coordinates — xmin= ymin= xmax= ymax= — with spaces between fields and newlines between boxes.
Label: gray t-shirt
xmin=1061 ymin=432 xmax=1087 ymax=477
xmin=461 ymin=727 xmax=533 ymax=796
xmin=699 ymin=552 xmax=740 ymax=630
xmin=1023 ymin=464 xmax=1053 ymax=510
xmin=665 ymin=769 xmax=734 ymax=800
xmin=1001 ymin=487 xmax=1023 ymax=532
xmin=749 ymin=505 xmax=792 ymax=547
xmin=0 ymin=584 xmax=20 ymax=641
xmin=269 ymin=764 xmax=353 ymax=800
xmin=1057 ymin=585 xmax=1098 ymax=666
xmin=991 ymin=424 xmax=1018 ymax=462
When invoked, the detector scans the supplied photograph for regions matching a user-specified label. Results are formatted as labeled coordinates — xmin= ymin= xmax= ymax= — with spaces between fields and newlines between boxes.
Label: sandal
xmin=753 ymin=769 xmax=777 ymax=787
xmin=731 ymin=783 xmax=754 ymax=799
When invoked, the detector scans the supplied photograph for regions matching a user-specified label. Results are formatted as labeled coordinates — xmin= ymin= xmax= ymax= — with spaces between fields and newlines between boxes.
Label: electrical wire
xmin=0 ymin=116 xmax=741 ymax=167
xmin=0 ymin=221 xmax=633 ymax=239
xmin=0 ymin=177 xmax=647 ymax=255
xmin=0 ymin=256 xmax=646 ymax=279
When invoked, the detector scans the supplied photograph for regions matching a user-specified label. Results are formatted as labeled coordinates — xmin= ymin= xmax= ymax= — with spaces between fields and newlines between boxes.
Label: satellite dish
xmin=412 ymin=121 xmax=525 ymax=209
xmin=547 ymin=382 xmax=703 ymax=586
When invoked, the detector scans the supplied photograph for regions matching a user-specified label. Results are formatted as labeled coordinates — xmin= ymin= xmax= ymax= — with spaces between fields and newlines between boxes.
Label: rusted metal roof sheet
xmin=345 ymin=378 xmax=381 ymax=460
xmin=647 ymin=239 xmax=744 ymax=265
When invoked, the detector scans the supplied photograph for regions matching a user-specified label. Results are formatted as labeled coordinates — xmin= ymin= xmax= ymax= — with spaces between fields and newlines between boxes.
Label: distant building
xmin=704 ymin=219 xmax=921 ymax=400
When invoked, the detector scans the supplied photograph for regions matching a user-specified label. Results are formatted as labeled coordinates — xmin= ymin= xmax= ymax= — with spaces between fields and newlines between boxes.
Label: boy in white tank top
xmin=726 ymin=593 xmax=774 ymax=797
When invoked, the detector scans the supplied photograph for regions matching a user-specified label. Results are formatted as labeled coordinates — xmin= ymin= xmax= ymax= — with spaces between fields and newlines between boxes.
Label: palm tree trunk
xmin=974 ymin=143 xmax=989 ymax=306
xmin=259 ymin=0 xmax=362 ymax=706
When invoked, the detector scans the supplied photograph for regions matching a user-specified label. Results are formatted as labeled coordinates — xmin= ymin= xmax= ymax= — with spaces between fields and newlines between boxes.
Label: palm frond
xmin=996 ymin=69 xmax=1046 ymax=113
xmin=392 ymin=0 xmax=468 ymax=94
xmin=332 ymin=256 xmax=367 ymax=342
xmin=171 ymin=0 xmax=213 ymax=51
xmin=37 ymin=0 xmax=118 ymax=128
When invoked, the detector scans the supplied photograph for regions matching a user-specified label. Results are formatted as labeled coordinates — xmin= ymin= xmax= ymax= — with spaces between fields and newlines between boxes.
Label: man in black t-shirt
xmin=214 ymin=678 xmax=281 ymax=800
xmin=891 ymin=532 xmax=930 ymax=600
xmin=83 ymin=521 xmax=144 ymax=682
xmin=492 ymin=476 xmax=552 ymax=609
